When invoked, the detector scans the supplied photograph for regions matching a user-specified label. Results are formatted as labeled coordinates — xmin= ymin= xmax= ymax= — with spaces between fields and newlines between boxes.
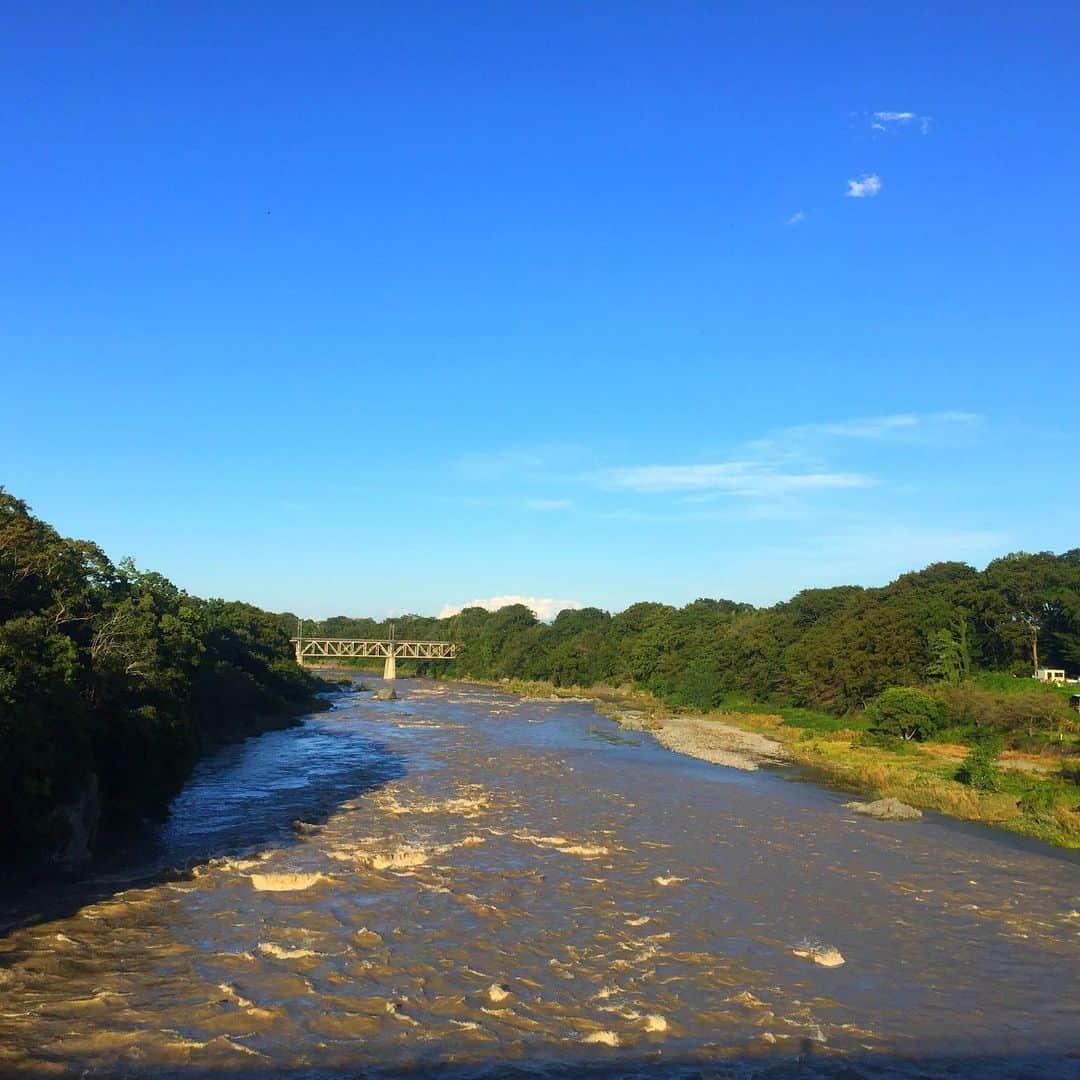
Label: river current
xmin=1 ymin=679 xmax=1078 ymax=1077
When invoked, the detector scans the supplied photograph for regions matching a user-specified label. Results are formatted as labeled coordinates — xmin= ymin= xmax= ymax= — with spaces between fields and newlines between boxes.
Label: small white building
xmin=1034 ymin=667 xmax=1066 ymax=685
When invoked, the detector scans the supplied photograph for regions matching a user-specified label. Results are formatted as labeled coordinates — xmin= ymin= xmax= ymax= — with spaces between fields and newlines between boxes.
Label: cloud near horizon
xmin=602 ymin=462 xmax=872 ymax=495
xmin=438 ymin=595 xmax=584 ymax=621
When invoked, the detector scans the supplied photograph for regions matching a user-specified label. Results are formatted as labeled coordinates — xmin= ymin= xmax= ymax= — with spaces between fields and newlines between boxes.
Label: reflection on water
xmin=585 ymin=722 xmax=643 ymax=747
xmin=156 ymin=710 xmax=404 ymax=870
xmin=1 ymin=679 xmax=1078 ymax=1078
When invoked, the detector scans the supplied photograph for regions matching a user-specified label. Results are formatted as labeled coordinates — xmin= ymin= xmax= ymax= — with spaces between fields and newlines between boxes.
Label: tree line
xmin=302 ymin=551 xmax=1080 ymax=745
xmin=1 ymin=489 xmax=324 ymax=866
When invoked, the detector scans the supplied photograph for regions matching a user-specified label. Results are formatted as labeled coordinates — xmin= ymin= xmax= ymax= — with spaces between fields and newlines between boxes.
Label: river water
xmin=1 ymin=679 xmax=1078 ymax=1078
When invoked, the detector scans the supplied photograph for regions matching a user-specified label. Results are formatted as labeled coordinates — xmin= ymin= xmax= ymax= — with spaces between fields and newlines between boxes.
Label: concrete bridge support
xmin=383 ymin=652 xmax=397 ymax=681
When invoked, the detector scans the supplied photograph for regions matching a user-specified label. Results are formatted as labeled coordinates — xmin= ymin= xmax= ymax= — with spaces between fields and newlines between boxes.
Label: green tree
xmin=927 ymin=622 xmax=970 ymax=685
xmin=867 ymin=687 xmax=942 ymax=742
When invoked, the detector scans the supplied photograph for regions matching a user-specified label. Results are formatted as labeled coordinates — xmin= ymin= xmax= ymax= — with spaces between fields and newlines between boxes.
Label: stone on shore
xmin=843 ymin=797 xmax=922 ymax=821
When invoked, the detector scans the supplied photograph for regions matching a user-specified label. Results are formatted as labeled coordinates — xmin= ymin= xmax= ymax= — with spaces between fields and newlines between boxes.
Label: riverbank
xmin=453 ymin=676 xmax=1080 ymax=849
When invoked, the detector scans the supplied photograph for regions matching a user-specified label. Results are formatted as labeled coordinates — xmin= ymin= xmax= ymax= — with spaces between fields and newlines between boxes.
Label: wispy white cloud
xmin=602 ymin=462 xmax=872 ymax=496
xmin=749 ymin=411 xmax=979 ymax=462
xmin=846 ymin=173 xmax=882 ymax=198
xmin=457 ymin=412 xmax=978 ymax=517
xmin=598 ymin=411 xmax=977 ymax=499
xmin=932 ymin=410 xmax=978 ymax=425
xmin=870 ymin=110 xmax=932 ymax=135
xmin=804 ymin=413 xmax=919 ymax=438
xmin=453 ymin=444 xmax=583 ymax=481
xmin=438 ymin=595 xmax=583 ymax=621
xmin=787 ymin=411 xmax=976 ymax=441
xmin=785 ymin=210 xmax=807 ymax=226
xmin=524 ymin=498 xmax=573 ymax=511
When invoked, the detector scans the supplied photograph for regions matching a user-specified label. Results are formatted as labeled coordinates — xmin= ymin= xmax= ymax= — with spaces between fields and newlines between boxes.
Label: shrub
xmin=955 ymin=737 xmax=1003 ymax=792
xmin=852 ymin=729 xmax=913 ymax=752
xmin=1018 ymin=784 xmax=1057 ymax=823
xmin=867 ymin=687 xmax=942 ymax=742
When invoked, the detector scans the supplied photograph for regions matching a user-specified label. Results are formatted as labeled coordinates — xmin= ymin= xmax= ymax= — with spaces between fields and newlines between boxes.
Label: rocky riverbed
xmin=603 ymin=705 xmax=788 ymax=771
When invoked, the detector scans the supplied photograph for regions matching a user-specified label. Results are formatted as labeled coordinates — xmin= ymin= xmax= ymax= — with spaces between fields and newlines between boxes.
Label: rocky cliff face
xmin=56 ymin=773 xmax=100 ymax=866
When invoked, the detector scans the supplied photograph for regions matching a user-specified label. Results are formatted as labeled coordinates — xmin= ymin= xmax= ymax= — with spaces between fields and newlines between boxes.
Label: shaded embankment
xmin=0 ymin=699 xmax=403 ymax=936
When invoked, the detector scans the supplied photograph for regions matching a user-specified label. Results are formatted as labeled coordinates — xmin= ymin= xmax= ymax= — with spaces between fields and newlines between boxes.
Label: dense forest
xmin=1 ymin=490 xmax=324 ymax=866
xmin=306 ymin=552 xmax=1080 ymax=711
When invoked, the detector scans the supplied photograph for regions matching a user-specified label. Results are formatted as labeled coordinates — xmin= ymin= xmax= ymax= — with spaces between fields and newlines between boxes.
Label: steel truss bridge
xmin=291 ymin=634 xmax=457 ymax=680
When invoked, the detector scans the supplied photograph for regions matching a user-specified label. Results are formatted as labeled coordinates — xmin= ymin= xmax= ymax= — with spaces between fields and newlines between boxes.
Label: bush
xmin=1018 ymin=784 xmax=1057 ymax=823
xmin=955 ymin=737 xmax=1003 ymax=792
xmin=852 ymin=729 xmax=914 ymax=752
xmin=867 ymin=687 xmax=942 ymax=742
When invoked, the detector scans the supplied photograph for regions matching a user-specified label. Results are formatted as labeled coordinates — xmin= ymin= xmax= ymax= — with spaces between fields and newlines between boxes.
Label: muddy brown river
xmin=2 ymin=680 xmax=1078 ymax=1078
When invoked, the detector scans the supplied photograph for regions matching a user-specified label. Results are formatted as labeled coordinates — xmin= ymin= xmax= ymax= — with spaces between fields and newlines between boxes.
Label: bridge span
xmin=292 ymin=630 xmax=457 ymax=680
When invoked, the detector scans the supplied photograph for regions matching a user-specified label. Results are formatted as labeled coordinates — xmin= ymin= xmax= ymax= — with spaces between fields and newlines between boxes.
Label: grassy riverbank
xmin=454 ymin=675 xmax=1080 ymax=849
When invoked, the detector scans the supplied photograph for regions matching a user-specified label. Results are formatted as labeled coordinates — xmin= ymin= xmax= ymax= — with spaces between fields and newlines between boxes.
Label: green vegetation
xmin=309 ymin=554 xmax=1080 ymax=719
xmin=955 ymin=737 xmax=1004 ymax=792
xmin=1 ymin=489 xmax=325 ymax=866
xmin=866 ymin=687 xmax=942 ymax=741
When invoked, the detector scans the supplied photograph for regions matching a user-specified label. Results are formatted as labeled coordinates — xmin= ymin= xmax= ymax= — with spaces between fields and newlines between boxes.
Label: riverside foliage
xmin=315 ymin=557 xmax=1078 ymax=706
xmin=309 ymin=554 xmax=1080 ymax=756
xmin=0 ymin=490 xmax=324 ymax=865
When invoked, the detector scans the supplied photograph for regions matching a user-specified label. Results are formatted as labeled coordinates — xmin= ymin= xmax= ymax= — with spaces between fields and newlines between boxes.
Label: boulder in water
xmin=373 ymin=687 xmax=398 ymax=701
xmin=844 ymin=797 xmax=922 ymax=821
xmin=792 ymin=943 xmax=845 ymax=967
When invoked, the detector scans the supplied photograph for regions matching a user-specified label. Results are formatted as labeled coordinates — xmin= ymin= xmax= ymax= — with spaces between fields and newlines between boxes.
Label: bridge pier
xmin=383 ymin=652 xmax=397 ymax=681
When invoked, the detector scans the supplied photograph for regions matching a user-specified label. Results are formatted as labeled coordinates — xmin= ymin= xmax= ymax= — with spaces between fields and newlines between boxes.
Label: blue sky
xmin=2 ymin=3 xmax=1078 ymax=619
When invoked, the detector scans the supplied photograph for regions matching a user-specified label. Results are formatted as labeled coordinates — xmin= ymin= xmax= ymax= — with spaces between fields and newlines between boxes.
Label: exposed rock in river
xmin=792 ymin=942 xmax=846 ymax=967
xmin=372 ymin=688 xmax=398 ymax=701
xmin=843 ymin=797 xmax=922 ymax=821
xmin=249 ymin=872 xmax=326 ymax=891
